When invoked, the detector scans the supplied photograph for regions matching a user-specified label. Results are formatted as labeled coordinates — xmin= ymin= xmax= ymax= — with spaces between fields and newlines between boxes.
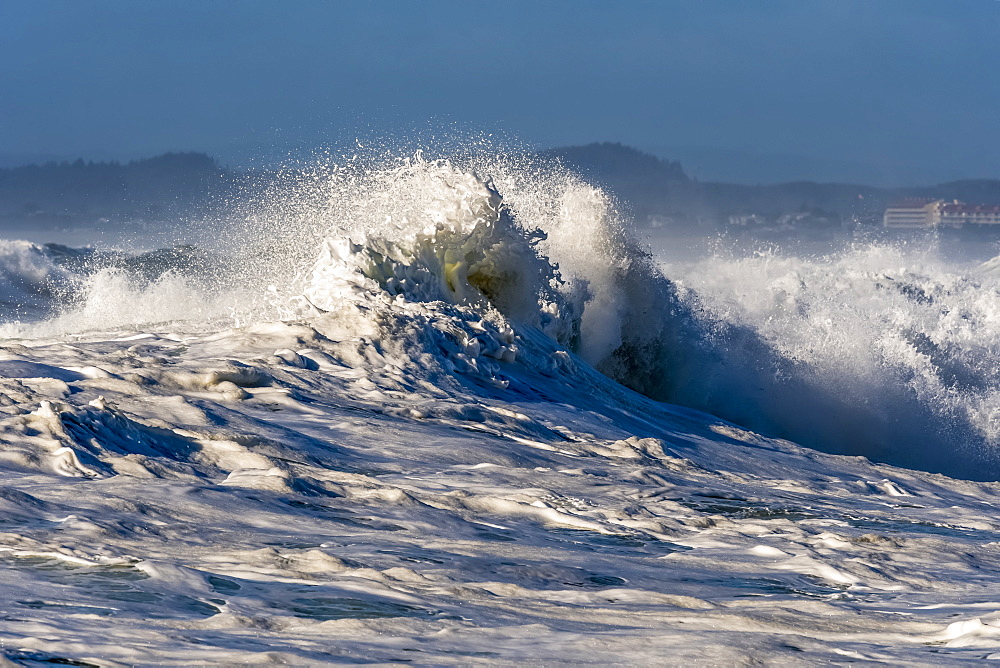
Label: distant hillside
xmin=545 ymin=142 xmax=1000 ymax=233
xmin=0 ymin=152 xmax=225 ymax=225
xmin=544 ymin=142 xmax=688 ymax=182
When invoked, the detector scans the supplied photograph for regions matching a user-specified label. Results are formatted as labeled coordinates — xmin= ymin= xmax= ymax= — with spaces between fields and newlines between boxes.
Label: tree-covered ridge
xmin=0 ymin=152 xmax=224 ymax=222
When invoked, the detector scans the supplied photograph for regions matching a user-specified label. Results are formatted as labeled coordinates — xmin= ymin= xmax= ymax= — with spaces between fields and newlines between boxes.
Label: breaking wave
xmin=4 ymin=148 xmax=1000 ymax=479
xmin=669 ymin=245 xmax=1000 ymax=478
xmin=0 ymin=243 xmax=239 ymax=337
xmin=0 ymin=240 xmax=75 ymax=321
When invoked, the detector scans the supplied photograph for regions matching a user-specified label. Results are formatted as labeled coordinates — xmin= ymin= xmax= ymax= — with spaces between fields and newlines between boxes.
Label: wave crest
xmin=297 ymin=159 xmax=576 ymax=344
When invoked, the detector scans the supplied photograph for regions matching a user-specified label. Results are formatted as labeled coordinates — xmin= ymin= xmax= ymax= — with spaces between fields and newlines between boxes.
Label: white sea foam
xmin=5 ymin=147 xmax=1000 ymax=663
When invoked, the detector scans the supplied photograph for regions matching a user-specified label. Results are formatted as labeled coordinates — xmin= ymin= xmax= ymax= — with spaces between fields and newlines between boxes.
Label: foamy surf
xmin=3 ymin=148 xmax=1000 ymax=663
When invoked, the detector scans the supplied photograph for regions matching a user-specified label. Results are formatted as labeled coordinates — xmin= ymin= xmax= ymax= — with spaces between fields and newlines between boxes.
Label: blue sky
xmin=2 ymin=1 xmax=999 ymax=184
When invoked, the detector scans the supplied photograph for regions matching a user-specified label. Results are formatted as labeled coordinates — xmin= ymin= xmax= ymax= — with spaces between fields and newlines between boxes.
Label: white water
xmin=3 ymin=149 xmax=1000 ymax=663
xmin=666 ymin=244 xmax=1000 ymax=477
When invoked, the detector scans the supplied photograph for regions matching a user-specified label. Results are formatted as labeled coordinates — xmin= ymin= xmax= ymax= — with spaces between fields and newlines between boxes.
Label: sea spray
xmin=0 ymin=240 xmax=76 ymax=322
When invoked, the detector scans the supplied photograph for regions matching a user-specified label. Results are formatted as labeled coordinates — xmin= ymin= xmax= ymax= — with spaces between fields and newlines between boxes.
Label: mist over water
xmin=2 ymin=144 xmax=999 ymax=479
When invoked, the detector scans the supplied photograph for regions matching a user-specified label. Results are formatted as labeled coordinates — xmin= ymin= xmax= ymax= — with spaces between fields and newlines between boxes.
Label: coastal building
xmin=882 ymin=198 xmax=936 ymax=228
xmin=931 ymin=200 xmax=1000 ymax=226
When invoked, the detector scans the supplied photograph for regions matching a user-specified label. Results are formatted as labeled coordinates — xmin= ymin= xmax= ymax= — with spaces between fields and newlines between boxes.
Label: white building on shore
xmin=883 ymin=198 xmax=937 ymax=228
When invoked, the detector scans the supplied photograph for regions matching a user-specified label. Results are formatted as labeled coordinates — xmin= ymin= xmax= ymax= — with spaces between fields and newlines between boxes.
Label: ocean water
xmin=3 ymin=149 xmax=1000 ymax=663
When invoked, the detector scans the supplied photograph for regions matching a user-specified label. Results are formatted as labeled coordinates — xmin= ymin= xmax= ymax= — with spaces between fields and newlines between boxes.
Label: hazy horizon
xmin=5 ymin=139 xmax=1000 ymax=190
